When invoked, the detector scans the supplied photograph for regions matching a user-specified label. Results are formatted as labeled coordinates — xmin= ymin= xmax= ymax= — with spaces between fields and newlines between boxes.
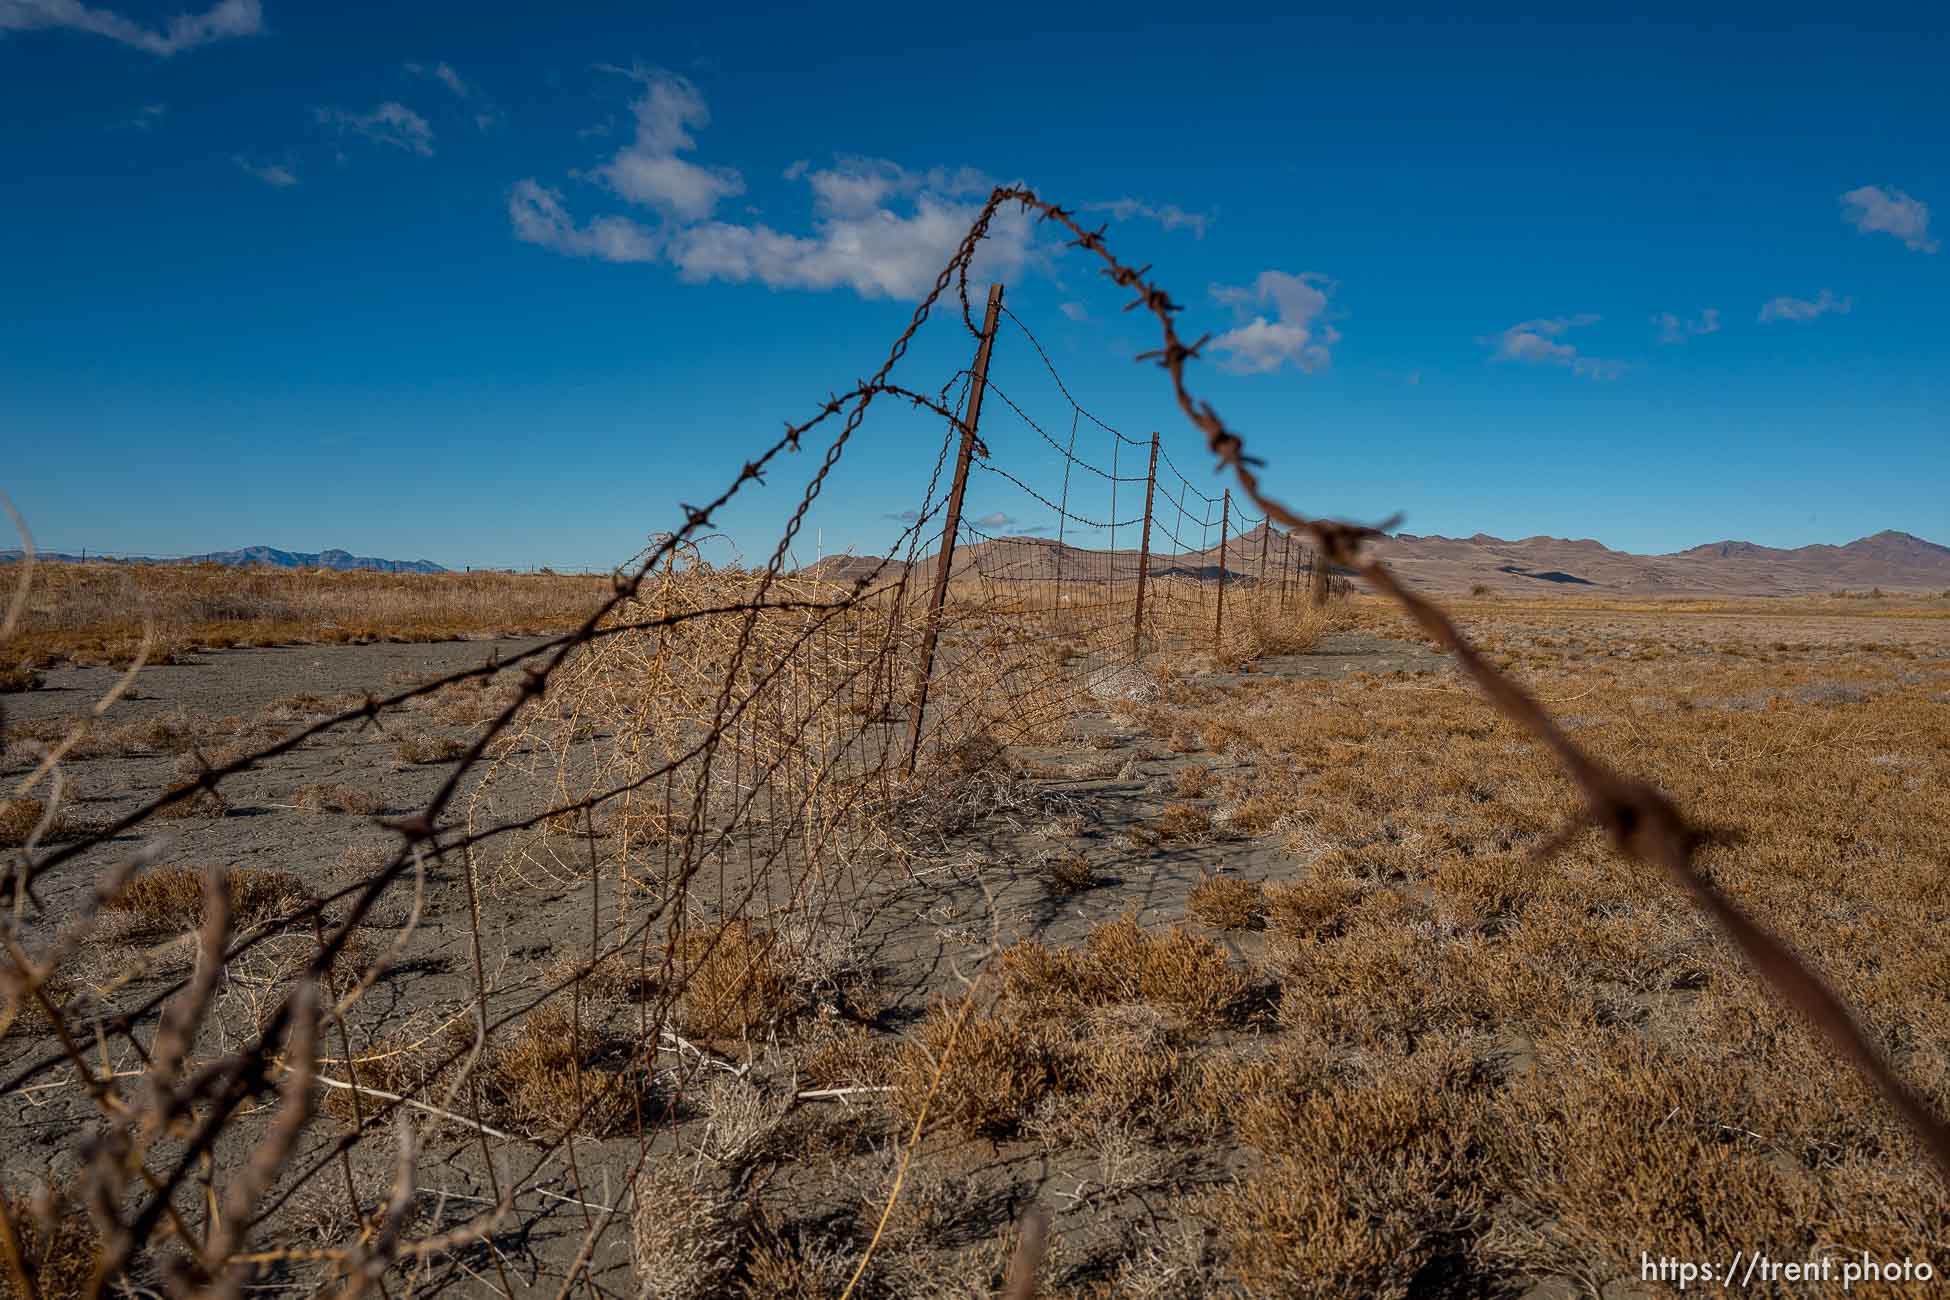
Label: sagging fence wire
xmin=0 ymin=177 xmax=1942 ymax=1299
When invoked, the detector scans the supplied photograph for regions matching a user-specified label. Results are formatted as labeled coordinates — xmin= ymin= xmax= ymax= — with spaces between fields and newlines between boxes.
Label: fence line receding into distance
xmin=0 ymin=184 xmax=1944 ymax=1299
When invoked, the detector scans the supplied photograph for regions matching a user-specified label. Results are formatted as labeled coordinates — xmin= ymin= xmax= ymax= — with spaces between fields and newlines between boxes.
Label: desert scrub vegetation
xmin=1186 ymin=873 xmax=1263 ymax=930
xmin=102 ymin=865 xmax=310 ymax=934
xmin=289 ymin=781 xmax=384 ymax=815
xmin=0 ymin=1185 xmax=102 ymax=1300
xmin=3 ymin=561 xmax=611 ymax=667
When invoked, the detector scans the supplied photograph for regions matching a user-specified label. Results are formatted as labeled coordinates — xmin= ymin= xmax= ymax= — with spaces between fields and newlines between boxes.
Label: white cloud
xmin=1083 ymin=198 xmax=1211 ymax=239
xmin=973 ymin=511 xmax=1014 ymax=529
xmin=316 ymin=102 xmax=435 ymax=157
xmin=515 ymin=78 xmax=1030 ymax=301
xmin=594 ymin=69 xmax=744 ymax=222
xmin=509 ymin=180 xmax=658 ymax=262
xmin=1481 ymin=314 xmax=1623 ymax=380
xmin=129 ymin=101 xmax=167 ymax=129
xmin=1058 ymin=301 xmax=1088 ymax=321
xmin=1206 ymin=271 xmax=1339 ymax=374
xmin=1653 ymin=307 xmax=1720 ymax=344
xmin=668 ymin=187 xmax=1032 ymax=299
xmin=1758 ymin=289 xmax=1851 ymax=323
xmin=0 ymin=0 xmax=260 ymax=56
xmin=1840 ymin=185 xmax=1937 ymax=253
xmin=234 ymin=155 xmax=296 ymax=187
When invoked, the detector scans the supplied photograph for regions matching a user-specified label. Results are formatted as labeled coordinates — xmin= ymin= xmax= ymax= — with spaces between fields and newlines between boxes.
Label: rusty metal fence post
xmin=1215 ymin=488 xmax=1230 ymax=649
xmin=904 ymin=281 xmax=1004 ymax=775
xmin=1257 ymin=515 xmax=1270 ymax=617
xmin=1132 ymin=431 xmax=1159 ymax=660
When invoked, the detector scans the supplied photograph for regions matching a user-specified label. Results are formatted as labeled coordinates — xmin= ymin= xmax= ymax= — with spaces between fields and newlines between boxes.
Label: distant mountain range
xmin=0 ymin=546 xmax=447 ymax=574
xmin=803 ymin=528 xmax=1950 ymax=596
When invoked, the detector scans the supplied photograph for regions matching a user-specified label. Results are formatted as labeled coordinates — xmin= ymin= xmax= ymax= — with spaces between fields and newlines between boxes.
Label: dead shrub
xmin=1003 ymin=916 xmax=1255 ymax=1029
xmin=1171 ymin=765 xmax=1212 ymax=798
xmin=1263 ymin=876 xmax=1363 ymax=940
xmin=151 ymin=781 xmax=228 ymax=820
xmin=1187 ymin=875 xmax=1264 ymax=930
xmin=396 ymin=733 xmax=466 ymax=765
xmin=105 ymin=711 xmax=203 ymax=755
xmin=1201 ymin=1053 xmax=1485 ymax=1296
xmin=291 ymin=783 xmax=384 ymax=815
xmin=671 ymin=921 xmax=797 ymax=1039
xmin=1085 ymin=915 xmax=1257 ymax=1027
xmin=1151 ymin=802 xmax=1214 ymax=844
xmin=801 ymin=1024 xmax=893 ymax=1089
xmin=631 ymin=1164 xmax=739 ymax=1299
xmin=0 ymin=665 xmax=44 ymax=693
xmin=0 ymin=798 xmax=68 ymax=846
xmin=1041 ymin=852 xmax=1096 ymax=894
xmin=479 ymin=1002 xmax=649 ymax=1139
xmin=889 ymin=1005 xmax=1066 ymax=1139
xmin=0 ymin=1185 xmax=103 ymax=1300
xmin=105 ymin=866 xmax=310 ymax=934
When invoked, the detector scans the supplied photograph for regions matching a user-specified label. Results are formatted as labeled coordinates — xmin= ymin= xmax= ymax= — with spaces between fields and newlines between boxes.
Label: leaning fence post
xmin=1215 ymin=489 xmax=1230 ymax=649
xmin=1132 ymin=432 xmax=1159 ymax=660
xmin=904 ymin=282 xmax=1004 ymax=775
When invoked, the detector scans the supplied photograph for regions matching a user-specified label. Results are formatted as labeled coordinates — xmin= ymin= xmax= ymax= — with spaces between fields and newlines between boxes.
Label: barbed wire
xmin=3 ymin=174 xmax=1943 ymax=1300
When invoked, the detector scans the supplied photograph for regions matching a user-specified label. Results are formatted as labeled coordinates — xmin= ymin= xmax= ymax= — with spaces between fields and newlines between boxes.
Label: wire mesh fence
xmin=2 ymin=184 xmax=1945 ymax=1299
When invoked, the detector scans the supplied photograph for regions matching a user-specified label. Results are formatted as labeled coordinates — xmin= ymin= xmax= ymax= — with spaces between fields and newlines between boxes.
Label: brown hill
xmin=803 ymin=527 xmax=1950 ymax=597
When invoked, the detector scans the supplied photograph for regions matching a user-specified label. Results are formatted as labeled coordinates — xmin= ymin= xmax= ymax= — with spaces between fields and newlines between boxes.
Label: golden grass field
xmin=3 ymin=561 xmax=1948 ymax=1297
xmin=0 ymin=561 xmax=613 ymax=675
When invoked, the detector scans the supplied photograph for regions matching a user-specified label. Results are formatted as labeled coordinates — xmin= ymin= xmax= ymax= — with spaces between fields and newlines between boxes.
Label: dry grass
xmin=396 ymin=732 xmax=466 ymax=765
xmin=631 ymin=1164 xmax=739 ymax=1299
xmin=1185 ymin=875 xmax=1264 ymax=930
xmin=290 ymin=782 xmax=384 ymax=815
xmin=890 ymin=1006 xmax=1067 ymax=1140
xmin=1039 ymin=851 xmax=1096 ymax=894
xmin=0 ymin=798 xmax=59 ymax=846
xmin=103 ymin=865 xmax=311 ymax=934
xmin=6 ymin=562 xmax=609 ymax=667
xmin=477 ymin=1002 xmax=650 ymax=1139
xmin=0 ymin=1185 xmax=102 ymax=1300
xmin=0 ymin=665 xmax=43 ymax=693
xmin=151 ymin=781 xmax=229 ymax=820
xmin=671 ymin=921 xmax=797 ymax=1039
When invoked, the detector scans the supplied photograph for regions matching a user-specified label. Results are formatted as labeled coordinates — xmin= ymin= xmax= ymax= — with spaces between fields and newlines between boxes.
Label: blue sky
xmin=3 ymin=0 xmax=1944 ymax=570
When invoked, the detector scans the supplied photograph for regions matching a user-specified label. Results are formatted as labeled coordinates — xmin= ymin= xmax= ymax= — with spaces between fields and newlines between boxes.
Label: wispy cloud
xmin=882 ymin=509 xmax=921 ymax=524
xmin=1207 ymin=271 xmax=1339 ymax=374
xmin=1481 ymin=314 xmax=1624 ymax=380
xmin=509 ymin=180 xmax=657 ymax=262
xmin=1058 ymin=301 xmax=1088 ymax=322
xmin=0 ymin=0 xmax=261 ymax=57
xmin=1082 ymin=198 xmax=1212 ymax=239
xmin=316 ymin=102 xmax=435 ymax=158
xmin=1758 ymin=289 xmax=1850 ymax=323
xmin=128 ymin=101 xmax=167 ymax=130
xmin=515 ymin=77 xmax=1035 ymax=299
xmin=1653 ymin=307 xmax=1720 ymax=344
xmin=1840 ymin=185 xmax=1937 ymax=253
xmin=405 ymin=60 xmax=470 ymax=99
xmin=234 ymin=155 xmax=297 ymax=187
xmin=972 ymin=511 xmax=1015 ymax=530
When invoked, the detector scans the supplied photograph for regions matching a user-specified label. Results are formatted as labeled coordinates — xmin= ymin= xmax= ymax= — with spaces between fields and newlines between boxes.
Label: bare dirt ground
xmin=6 ymin=604 xmax=1949 ymax=1297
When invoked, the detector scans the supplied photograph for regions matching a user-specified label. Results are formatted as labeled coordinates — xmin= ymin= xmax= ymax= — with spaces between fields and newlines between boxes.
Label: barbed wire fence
xmin=0 ymin=180 xmax=1945 ymax=1298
